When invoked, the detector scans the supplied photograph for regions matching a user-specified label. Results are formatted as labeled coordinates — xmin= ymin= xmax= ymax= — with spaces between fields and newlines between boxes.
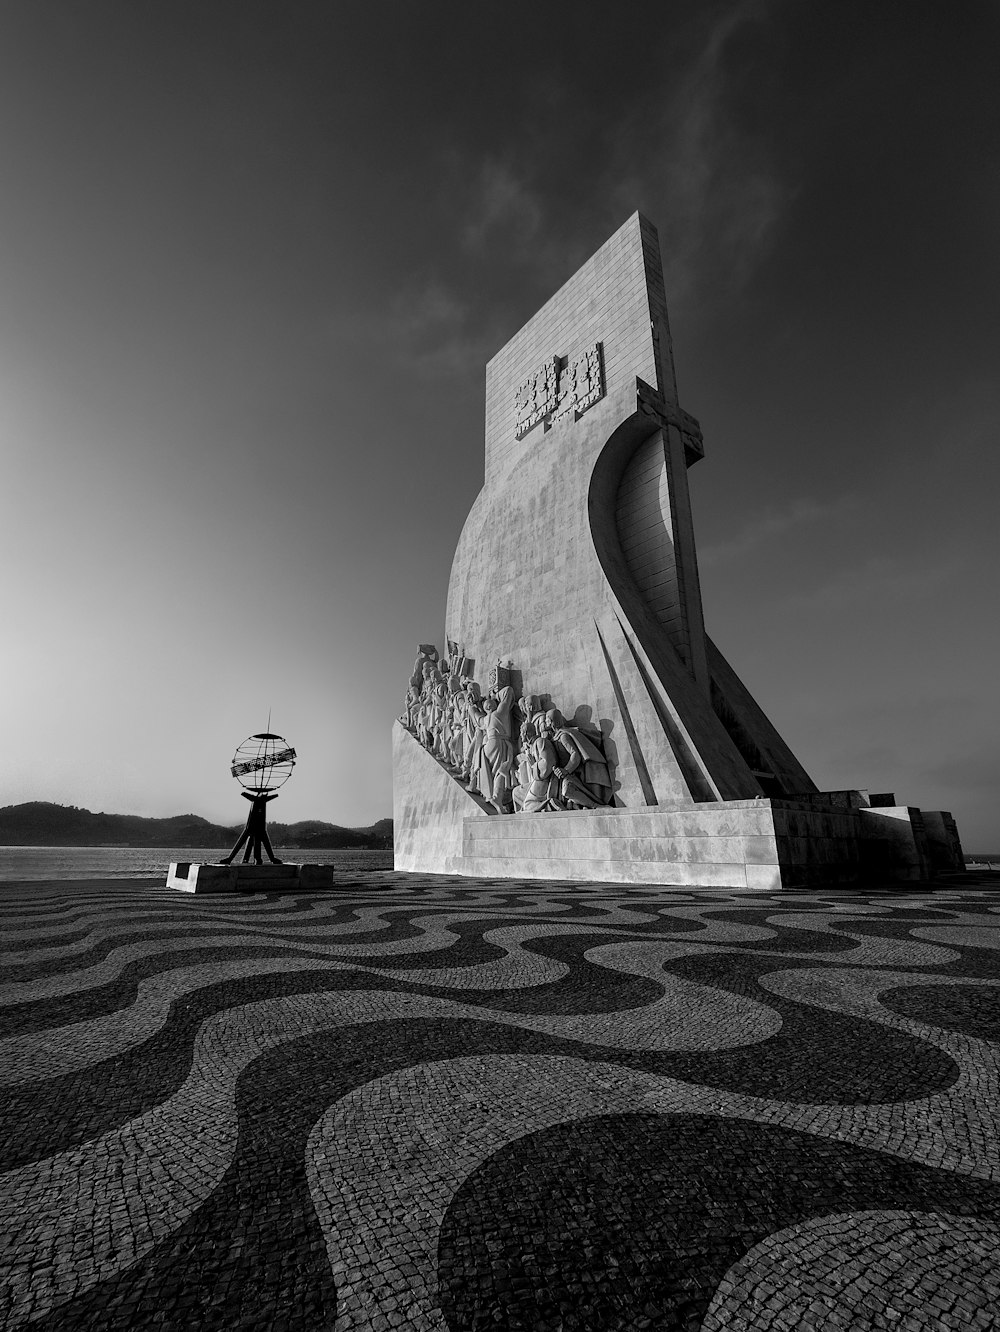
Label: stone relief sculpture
xmin=402 ymin=647 xmax=613 ymax=815
xmin=544 ymin=708 xmax=613 ymax=809
xmin=447 ymin=684 xmax=465 ymax=770
xmin=409 ymin=644 xmax=439 ymax=693
xmin=477 ymin=684 xmax=517 ymax=813
xmin=402 ymin=685 xmax=420 ymax=732
xmin=433 ymin=681 xmax=451 ymax=766
xmin=512 ymin=717 xmax=562 ymax=813
xmin=460 ymin=680 xmax=486 ymax=784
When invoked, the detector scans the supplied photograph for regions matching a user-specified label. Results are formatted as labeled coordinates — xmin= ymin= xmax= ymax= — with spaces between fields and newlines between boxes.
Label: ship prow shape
xmin=393 ymin=214 xmax=964 ymax=887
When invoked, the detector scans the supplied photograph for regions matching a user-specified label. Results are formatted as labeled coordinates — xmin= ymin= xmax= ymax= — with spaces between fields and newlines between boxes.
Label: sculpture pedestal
xmin=393 ymin=723 xmax=961 ymax=888
xmin=165 ymin=863 xmax=344 ymax=893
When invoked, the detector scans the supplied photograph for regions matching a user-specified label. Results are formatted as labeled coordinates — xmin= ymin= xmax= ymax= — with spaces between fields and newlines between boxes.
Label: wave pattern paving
xmin=0 ymin=873 xmax=998 ymax=1329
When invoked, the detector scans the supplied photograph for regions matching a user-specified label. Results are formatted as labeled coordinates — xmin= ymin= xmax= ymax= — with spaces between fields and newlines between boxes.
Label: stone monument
xmin=393 ymin=213 xmax=964 ymax=888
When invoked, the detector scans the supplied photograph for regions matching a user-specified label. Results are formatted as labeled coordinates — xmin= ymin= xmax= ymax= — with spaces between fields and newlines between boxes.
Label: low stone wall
xmin=165 ymin=863 xmax=354 ymax=893
xmin=460 ymin=804 xmax=783 ymax=889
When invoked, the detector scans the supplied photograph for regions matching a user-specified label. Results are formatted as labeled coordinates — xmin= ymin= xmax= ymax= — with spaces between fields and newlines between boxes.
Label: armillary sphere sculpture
xmin=220 ymin=731 xmax=296 ymax=865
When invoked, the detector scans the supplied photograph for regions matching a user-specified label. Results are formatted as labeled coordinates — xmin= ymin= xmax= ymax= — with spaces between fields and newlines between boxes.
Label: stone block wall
xmin=770 ymin=802 xmax=863 ymax=887
xmin=921 ymin=810 xmax=966 ymax=873
xmin=484 ymin=215 xmax=660 ymax=488
xmin=858 ymin=807 xmax=928 ymax=882
xmin=459 ymin=803 xmax=783 ymax=889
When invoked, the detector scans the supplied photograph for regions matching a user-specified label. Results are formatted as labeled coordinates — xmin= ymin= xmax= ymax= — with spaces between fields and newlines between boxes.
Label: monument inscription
xmin=514 ymin=341 xmax=604 ymax=438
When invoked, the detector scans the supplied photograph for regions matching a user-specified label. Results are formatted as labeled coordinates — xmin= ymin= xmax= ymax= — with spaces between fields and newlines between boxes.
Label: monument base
xmin=165 ymin=863 xmax=347 ymax=893
xmin=392 ymin=723 xmax=962 ymax=889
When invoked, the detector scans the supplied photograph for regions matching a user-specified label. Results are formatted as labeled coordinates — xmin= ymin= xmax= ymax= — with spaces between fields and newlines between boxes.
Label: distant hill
xmin=0 ymin=802 xmax=392 ymax=850
xmin=272 ymin=816 xmax=392 ymax=850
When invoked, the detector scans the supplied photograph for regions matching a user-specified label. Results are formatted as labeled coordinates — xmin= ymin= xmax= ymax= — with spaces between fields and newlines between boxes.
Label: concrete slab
xmin=165 ymin=863 xmax=343 ymax=893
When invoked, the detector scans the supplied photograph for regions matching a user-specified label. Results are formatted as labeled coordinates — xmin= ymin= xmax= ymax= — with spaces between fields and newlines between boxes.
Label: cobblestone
xmin=0 ymin=873 xmax=998 ymax=1328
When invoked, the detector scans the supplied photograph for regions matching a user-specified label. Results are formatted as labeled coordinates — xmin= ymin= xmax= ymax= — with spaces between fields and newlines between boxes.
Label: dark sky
xmin=2 ymin=0 xmax=997 ymax=845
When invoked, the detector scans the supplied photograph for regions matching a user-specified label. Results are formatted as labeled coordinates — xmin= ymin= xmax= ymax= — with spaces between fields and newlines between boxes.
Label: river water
xmin=0 ymin=847 xmax=394 ymax=881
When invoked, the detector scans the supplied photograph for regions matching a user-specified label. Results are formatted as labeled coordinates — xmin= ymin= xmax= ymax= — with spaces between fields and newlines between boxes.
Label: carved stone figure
xmin=519 ymin=694 xmax=547 ymax=743
xmin=415 ymin=683 xmax=434 ymax=749
xmin=434 ymin=682 xmax=453 ymax=765
xmin=477 ymin=685 xmax=517 ymax=813
xmin=446 ymin=639 xmax=471 ymax=681
xmin=461 ymin=681 xmax=485 ymax=783
xmin=410 ymin=644 xmax=439 ymax=693
xmin=512 ymin=719 xmax=563 ymax=813
xmin=402 ymin=649 xmax=613 ymax=814
xmin=428 ymin=681 xmax=442 ymax=753
xmin=448 ymin=686 xmax=468 ymax=769
xmin=401 ymin=684 xmax=420 ymax=731
xmin=543 ymin=707 xmax=612 ymax=809
xmin=404 ymin=644 xmax=438 ymax=729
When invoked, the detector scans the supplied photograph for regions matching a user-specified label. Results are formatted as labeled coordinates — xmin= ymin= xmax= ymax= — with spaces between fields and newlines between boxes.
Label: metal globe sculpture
xmin=230 ymin=732 xmax=297 ymax=793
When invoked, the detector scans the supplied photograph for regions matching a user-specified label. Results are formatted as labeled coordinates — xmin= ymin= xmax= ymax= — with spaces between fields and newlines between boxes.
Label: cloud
xmin=328 ymin=280 xmax=496 ymax=381
xmin=390 ymin=282 xmax=467 ymax=342
xmin=455 ymin=152 xmax=598 ymax=295
xmin=419 ymin=1 xmax=794 ymax=326
xmin=781 ymin=552 xmax=968 ymax=613
xmin=699 ymin=493 xmax=862 ymax=567
xmin=461 ymin=159 xmax=544 ymax=258
xmin=382 ymin=282 xmax=477 ymax=378
xmin=399 ymin=1 xmax=796 ymax=374
xmin=603 ymin=0 xmax=794 ymax=306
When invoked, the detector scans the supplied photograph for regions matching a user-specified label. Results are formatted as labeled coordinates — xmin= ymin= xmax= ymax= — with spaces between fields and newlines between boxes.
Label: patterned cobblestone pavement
xmin=1 ymin=872 xmax=998 ymax=1330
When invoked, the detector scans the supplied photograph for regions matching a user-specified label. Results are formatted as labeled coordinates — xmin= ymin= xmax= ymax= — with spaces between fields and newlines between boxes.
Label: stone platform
xmin=394 ymin=722 xmax=955 ymax=887
xmin=165 ymin=862 xmax=345 ymax=892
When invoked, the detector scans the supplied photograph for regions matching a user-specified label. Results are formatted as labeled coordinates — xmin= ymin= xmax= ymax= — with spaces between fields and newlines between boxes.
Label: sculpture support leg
xmin=221 ymin=827 xmax=250 ymax=865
